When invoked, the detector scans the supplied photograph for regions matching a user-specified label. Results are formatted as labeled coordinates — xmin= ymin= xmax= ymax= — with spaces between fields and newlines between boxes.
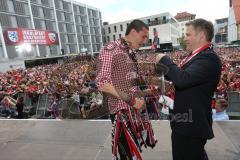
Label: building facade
xmin=102 ymin=12 xmax=180 ymax=48
xmin=228 ymin=0 xmax=240 ymax=43
xmin=174 ymin=11 xmax=196 ymax=37
xmin=214 ymin=18 xmax=228 ymax=44
xmin=0 ymin=0 xmax=103 ymax=60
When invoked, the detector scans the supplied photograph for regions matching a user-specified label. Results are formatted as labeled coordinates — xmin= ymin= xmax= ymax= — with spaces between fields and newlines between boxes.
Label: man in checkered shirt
xmin=96 ymin=20 xmax=150 ymax=160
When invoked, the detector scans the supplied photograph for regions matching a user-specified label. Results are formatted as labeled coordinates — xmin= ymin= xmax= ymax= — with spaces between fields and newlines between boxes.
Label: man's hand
xmin=99 ymin=83 xmax=146 ymax=110
xmin=156 ymin=54 xmax=166 ymax=63
xmin=133 ymin=98 xmax=146 ymax=110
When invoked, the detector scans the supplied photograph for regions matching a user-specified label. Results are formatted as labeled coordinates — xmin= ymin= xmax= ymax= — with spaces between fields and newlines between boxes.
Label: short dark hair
xmin=125 ymin=19 xmax=149 ymax=36
xmin=217 ymin=99 xmax=228 ymax=109
xmin=186 ymin=18 xmax=214 ymax=42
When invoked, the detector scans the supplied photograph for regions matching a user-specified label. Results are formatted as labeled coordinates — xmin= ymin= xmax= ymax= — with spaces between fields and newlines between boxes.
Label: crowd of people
xmin=0 ymin=55 xmax=101 ymax=118
xmin=0 ymin=46 xmax=239 ymax=119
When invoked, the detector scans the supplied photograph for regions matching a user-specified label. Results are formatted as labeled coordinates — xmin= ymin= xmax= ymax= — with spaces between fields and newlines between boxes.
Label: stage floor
xmin=0 ymin=119 xmax=239 ymax=160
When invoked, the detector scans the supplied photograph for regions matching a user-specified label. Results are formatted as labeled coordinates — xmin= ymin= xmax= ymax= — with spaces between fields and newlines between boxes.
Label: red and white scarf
xmin=179 ymin=43 xmax=211 ymax=68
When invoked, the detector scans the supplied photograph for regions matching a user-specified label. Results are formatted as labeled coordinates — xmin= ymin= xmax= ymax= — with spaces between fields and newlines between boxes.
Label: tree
xmin=179 ymin=33 xmax=186 ymax=50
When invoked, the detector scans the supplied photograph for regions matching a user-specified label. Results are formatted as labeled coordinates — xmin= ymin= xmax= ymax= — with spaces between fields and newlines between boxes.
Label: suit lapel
xmin=181 ymin=51 xmax=206 ymax=69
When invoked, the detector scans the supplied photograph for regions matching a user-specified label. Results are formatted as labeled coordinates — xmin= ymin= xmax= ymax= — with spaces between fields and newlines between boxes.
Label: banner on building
xmin=4 ymin=28 xmax=59 ymax=45
xmin=153 ymin=30 xmax=160 ymax=46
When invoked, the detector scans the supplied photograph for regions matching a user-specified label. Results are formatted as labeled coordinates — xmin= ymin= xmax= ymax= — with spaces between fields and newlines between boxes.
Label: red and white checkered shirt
xmin=96 ymin=39 xmax=139 ymax=114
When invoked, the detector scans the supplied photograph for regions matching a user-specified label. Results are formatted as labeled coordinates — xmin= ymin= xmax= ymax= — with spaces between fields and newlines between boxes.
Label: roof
xmin=232 ymin=0 xmax=240 ymax=24
xmin=174 ymin=12 xmax=196 ymax=21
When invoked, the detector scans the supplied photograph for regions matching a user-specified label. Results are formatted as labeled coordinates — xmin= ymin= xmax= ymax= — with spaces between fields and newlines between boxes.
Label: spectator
xmin=212 ymin=99 xmax=229 ymax=121
xmin=16 ymin=97 xmax=24 ymax=119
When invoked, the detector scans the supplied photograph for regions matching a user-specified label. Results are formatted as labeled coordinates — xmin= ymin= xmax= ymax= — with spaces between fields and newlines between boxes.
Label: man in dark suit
xmin=156 ymin=19 xmax=222 ymax=160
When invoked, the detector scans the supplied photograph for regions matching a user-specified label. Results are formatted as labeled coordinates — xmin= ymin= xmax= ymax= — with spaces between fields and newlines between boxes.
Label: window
xmin=82 ymin=26 xmax=88 ymax=34
xmin=24 ymin=3 xmax=29 ymax=15
xmin=163 ymin=16 xmax=166 ymax=22
xmin=88 ymin=9 xmax=92 ymax=17
xmin=56 ymin=11 xmax=61 ymax=20
xmin=43 ymin=8 xmax=51 ymax=19
xmin=90 ymin=27 xmax=94 ymax=34
xmin=32 ymin=5 xmax=39 ymax=17
xmin=0 ymin=14 xmax=11 ymax=27
xmin=120 ymin=24 xmax=123 ymax=31
xmin=119 ymin=34 xmax=121 ymax=38
xmin=96 ymin=44 xmax=101 ymax=51
xmin=114 ymin=25 xmax=117 ymax=32
xmin=80 ymin=16 xmax=87 ymax=24
xmin=94 ymin=19 xmax=99 ymax=26
xmin=59 ymin=0 xmax=63 ymax=9
xmin=54 ymin=0 xmax=60 ymax=8
xmin=113 ymin=35 xmax=115 ymax=41
xmin=80 ymin=6 xmax=86 ymax=15
xmin=34 ymin=19 xmax=46 ymax=29
xmin=107 ymin=36 xmax=110 ymax=42
xmin=75 ymin=16 xmax=80 ymax=24
xmin=45 ymin=20 xmax=54 ymax=30
xmin=62 ymin=23 xmax=67 ymax=32
xmin=39 ymin=7 xmax=44 ymax=18
xmin=64 ymin=34 xmax=69 ymax=43
xmin=63 ymin=45 xmax=70 ymax=54
xmin=14 ymin=1 xmax=26 ymax=15
xmin=59 ymin=23 xmax=66 ymax=32
xmin=69 ymin=44 xmax=77 ymax=53
xmin=66 ymin=24 xmax=73 ymax=33
xmin=64 ymin=13 xmax=69 ymax=22
xmin=83 ymin=35 xmax=89 ymax=43
xmin=10 ymin=16 xmax=18 ymax=27
xmin=68 ymin=34 xmax=75 ymax=43
xmin=85 ymin=44 xmax=91 ymax=52
xmin=74 ymin=5 xmax=80 ymax=14
xmin=78 ymin=36 xmax=83 ymax=43
xmin=63 ymin=1 xmax=70 ymax=11
xmin=96 ymin=36 xmax=101 ymax=43
xmin=103 ymin=37 xmax=106 ymax=43
xmin=91 ymin=36 xmax=96 ymax=43
xmin=26 ymin=18 xmax=32 ymax=28
xmin=90 ymin=18 xmax=94 ymax=26
xmin=108 ymin=27 xmax=111 ymax=33
xmin=17 ymin=16 xmax=29 ymax=28
xmin=94 ymin=27 xmax=100 ymax=35
xmin=0 ymin=0 xmax=8 ymax=12
xmin=7 ymin=0 xmax=14 ymax=13
xmin=92 ymin=10 xmax=97 ymax=17
xmin=41 ymin=0 xmax=50 ymax=6
xmin=76 ymin=25 xmax=82 ymax=33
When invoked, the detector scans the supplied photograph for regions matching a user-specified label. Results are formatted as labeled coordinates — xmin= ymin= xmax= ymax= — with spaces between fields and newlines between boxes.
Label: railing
xmin=1 ymin=91 xmax=239 ymax=119
xmin=227 ymin=91 xmax=240 ymax=117
xmin=5 ymin=92 xmax=106 ymax=119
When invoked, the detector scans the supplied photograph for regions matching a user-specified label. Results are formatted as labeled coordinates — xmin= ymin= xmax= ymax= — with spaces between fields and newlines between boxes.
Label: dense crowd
xmin=0 ymin=55 xmax=99 ymax=118
xmin=0 ymin=47 xmax=239 ymax=119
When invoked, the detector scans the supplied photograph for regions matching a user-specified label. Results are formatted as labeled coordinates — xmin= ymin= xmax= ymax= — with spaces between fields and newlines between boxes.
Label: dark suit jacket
xmin=159 ymin=48 xmax=221 ymax=139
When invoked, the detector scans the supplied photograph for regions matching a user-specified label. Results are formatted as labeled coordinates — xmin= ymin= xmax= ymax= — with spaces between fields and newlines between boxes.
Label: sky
xmin=76 ymin=0 xmax=229 ymax=24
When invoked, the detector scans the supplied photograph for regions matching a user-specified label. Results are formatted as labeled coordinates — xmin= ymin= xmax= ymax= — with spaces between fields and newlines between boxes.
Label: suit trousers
xmin=171 ymin=131 xmax=209 ymax=160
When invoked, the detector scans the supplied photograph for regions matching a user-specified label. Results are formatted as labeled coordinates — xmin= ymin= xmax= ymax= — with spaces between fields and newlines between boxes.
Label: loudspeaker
xmin=61 ymin=49 xmax=65 ymax=55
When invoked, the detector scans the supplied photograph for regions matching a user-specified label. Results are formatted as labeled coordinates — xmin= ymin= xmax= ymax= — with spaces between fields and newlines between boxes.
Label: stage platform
xmin=0 ymin=119 xmax=239 ymax=160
